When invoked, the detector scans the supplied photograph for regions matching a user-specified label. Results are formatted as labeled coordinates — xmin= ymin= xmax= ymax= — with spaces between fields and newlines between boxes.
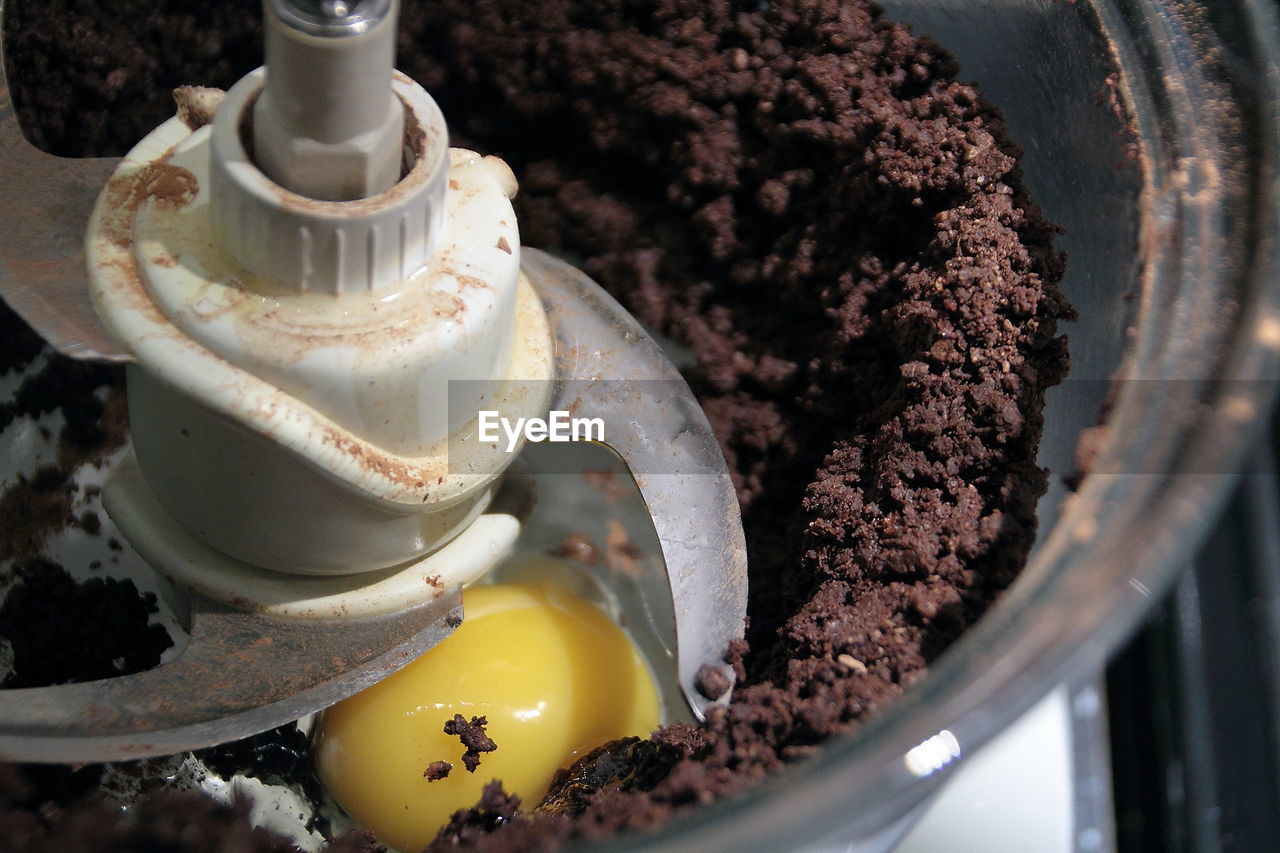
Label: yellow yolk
xmin=313 ymin=583 xmax=661 ymax=852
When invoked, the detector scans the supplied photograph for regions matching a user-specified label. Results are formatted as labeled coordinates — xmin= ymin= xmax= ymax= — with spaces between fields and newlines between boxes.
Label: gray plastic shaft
xmin=254 ymin=0 xmax=404 ymax=200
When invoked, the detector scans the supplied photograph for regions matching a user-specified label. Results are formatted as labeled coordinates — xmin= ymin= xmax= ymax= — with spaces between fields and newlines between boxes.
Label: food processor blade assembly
xmin=0 ymin=0 xmax=747 ymax=762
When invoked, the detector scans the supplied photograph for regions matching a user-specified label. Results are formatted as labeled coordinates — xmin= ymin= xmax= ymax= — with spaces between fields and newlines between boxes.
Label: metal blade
xmin=0 ymin=0 xmax=130 ymax=363
xmin=521 ymin=248 xmax=748 ymax=720
xmin=0 ymin=590 xmax=462 ymax=763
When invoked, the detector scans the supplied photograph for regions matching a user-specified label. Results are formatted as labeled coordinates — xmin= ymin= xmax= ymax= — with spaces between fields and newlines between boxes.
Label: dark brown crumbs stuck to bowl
xmin=1 ymin=0 xmax=1074 ymax=849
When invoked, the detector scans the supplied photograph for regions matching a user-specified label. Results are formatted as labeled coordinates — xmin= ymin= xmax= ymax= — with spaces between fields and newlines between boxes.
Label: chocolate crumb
xmin=694 ymin=664 xmax=731 ymax=701
xmin=424 ymin=761 xmax=453 ymax=782
xmin=443 ymin=714 xmax=497 ymax=773
xmin=78 ymin=510 xmax=101 ymax=536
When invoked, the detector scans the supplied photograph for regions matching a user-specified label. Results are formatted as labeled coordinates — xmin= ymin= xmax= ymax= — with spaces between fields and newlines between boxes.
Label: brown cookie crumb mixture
xmin=400 ymin=0 xmax=1070 ymax=847
xmin=434 ymin=781 xmax=524 ymax=849
xmin=0 ymin=762 xmax=385 ymax=853
xmin=3 ymin=0 xmax=1072 ymax=849
xmin=536 ymin=737 xmax=684 ymax=817
xmin=0 ymin=559 xmax=172 ymax=689
xmin=4 ymin=2 xmax=263 ymax=158
xmin=444 ymin=714 xmax=499 ymax=774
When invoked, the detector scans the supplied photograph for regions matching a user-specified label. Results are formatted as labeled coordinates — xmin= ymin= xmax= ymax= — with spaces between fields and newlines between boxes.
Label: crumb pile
xmin=1 ymin=0 xmax=1071 ymax=850
xmin=398 ymin=1 xmax=1071 ymax=846
xmin=0 ymin=762 xmax=380 ymax=853
xmin=0 ymin=559 xmax=171 ymax=689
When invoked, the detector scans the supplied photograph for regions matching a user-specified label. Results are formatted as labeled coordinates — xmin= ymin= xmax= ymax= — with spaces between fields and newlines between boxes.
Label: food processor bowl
xmin=1 ymin=0 xmax=1276 ymax=849
xmin=600 ymin=0 xmax=1280 ymax=850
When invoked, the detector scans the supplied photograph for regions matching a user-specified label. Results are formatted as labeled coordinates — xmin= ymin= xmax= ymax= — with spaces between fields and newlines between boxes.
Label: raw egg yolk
xmin=313 ymin=583 xmax=661 ymax=852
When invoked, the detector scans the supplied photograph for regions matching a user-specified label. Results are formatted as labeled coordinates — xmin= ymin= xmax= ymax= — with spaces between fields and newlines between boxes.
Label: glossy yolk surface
xmin=313 ymin=583 xmax=661 ymax=852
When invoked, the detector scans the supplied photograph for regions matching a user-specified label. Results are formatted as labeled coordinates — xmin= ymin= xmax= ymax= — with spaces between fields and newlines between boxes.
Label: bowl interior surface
xmin=604 ymin=1 xmax=1280 ymax=850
